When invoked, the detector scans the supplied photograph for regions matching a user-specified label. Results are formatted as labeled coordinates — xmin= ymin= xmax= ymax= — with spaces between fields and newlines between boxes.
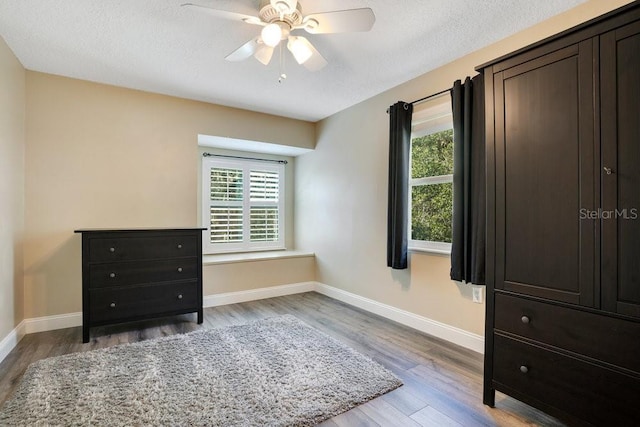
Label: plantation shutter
xmin=202 ymin=157 xmax=285 ymax=253
xmin=250 ymin=170 xmax=280 ymax=242
xmin=209 ymin=167 xmax=244 ymax=243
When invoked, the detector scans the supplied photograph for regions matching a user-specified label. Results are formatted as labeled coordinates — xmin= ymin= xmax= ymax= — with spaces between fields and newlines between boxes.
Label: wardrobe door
xmin=601 ymin=21 xmax=640 ymax=318
xmin=493 ymin=41 xmax=596 ymax=305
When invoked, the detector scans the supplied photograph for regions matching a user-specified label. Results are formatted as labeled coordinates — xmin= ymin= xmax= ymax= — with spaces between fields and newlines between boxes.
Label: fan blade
xmin=290 ymin=36 xmax=327 ymax=71
xmin=225 ymin=38 xmax=260 ymax=62
xmin=254 ymin=45 xmax=274 ymax=65
xmin=302 ymin=8 xmax=375 ymax=34
xmin=181 ymin=3 xmax=263 ymax=26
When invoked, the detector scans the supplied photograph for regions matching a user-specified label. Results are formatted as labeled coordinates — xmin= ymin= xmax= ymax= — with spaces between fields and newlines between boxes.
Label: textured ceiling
xmin=0 ymin=0 xmax=587 ymax=122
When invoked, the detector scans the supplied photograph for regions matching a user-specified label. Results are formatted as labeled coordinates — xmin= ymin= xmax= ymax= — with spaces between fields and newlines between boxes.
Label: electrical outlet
xmin=472 ymin=286 xmax=484 ymax=304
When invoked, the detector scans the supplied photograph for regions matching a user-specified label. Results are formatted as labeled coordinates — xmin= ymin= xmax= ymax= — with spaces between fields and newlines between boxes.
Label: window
xmin=202 ymin=156 xmax=285 ymax=254
xmin=409 ymin=101 xmax=454 ymax=253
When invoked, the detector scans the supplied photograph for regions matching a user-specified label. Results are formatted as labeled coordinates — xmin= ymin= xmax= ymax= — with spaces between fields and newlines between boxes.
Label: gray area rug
xmin=0 ymin=315 xmax=402 ymax=426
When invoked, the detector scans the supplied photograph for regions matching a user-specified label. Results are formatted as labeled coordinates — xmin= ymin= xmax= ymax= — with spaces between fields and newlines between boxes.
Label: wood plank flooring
xmin=0 ymin=292 xmax=565 ymax=426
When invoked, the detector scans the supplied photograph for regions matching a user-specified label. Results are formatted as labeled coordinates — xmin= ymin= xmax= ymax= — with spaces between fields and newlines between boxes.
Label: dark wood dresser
xmin=75 ymin=228 xmax=205 ymax=343
xmin=479 ymin=2 xmax=640 ymax=425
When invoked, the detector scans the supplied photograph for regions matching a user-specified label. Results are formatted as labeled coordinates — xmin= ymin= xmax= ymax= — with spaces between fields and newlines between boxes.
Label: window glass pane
xmin=210 ymin=168 xmax=243 ymax=201
xmin=250 ymin=170 xmax=279 ymax=202
xmin=411 ymin=182 xmax=453 ymax=243
xmin=411 ymin=129 xmax=454 ymax=179
xmin=250 ymin=206 xmax=279 ymax=242
xmin=210 ymin=207 xmax=243 ymax=243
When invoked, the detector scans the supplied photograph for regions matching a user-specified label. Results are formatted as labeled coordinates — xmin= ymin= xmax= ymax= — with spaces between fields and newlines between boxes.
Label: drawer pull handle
xmin=110 ymin=302 xmax=116 ymax=308
xmin=177 ymin=267 xmax=183 ymax=273
xmin=177 ymin=244 xmax=183 ymax=249
xmin=177 ymin=294 xmax=183 ymax=300
xmin=521 ymin=316 xmax=530 ymax=324
xmin=520 ymin=365 xmax=529 ymax=374
xmin=109 ymin=272 xmax=116 ymax=279
xmin=109 ymin=247 xmax=116 ymax=253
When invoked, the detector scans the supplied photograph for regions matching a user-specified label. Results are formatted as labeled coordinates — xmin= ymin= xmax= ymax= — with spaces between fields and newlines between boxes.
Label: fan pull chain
xmin=278 ymin=43 xmax=287 ymax=84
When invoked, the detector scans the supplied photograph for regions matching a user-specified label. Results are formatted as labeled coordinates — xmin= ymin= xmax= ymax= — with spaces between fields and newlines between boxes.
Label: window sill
xmin=409 ymin=247 xmax=451 ymax=257
xmin=203 ymin=250 xmax=315 ymax=266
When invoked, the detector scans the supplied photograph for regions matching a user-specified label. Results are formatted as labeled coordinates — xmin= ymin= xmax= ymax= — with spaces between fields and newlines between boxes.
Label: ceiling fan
xmin=182 ymin=0 xmax=375 ymax=75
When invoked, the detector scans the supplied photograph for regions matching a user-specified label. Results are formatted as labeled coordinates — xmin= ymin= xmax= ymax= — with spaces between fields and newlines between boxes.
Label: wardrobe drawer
xmin=88 ymin=258 xmax=198 ymax=288
xmin=495 ymin=293 xmax=640 ymax=372
xmin=89 ymin=235 xmax=198 ymax=262
xmin=89 ymin=281 xmax=199 ymax=323
xmin=493 ymin=334 xmax=640 ymax=426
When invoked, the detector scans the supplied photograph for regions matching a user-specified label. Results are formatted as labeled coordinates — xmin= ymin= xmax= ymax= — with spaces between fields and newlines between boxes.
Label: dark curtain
xmin=387 ymin=101 xmax=413 ymax=270
xmin=451 ymin=75 xmax=486 ymax=284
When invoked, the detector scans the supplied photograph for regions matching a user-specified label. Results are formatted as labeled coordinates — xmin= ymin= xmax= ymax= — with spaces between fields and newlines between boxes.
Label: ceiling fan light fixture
xmin=287 ymin=37 xmax=312 ymax=64
xmin=254 ymin=45 xmax=274 ymax=65
xmin=261 ymin=23 xmax=282 ymax=47
xmin=186 ymin=1 xmax=375 ymax=74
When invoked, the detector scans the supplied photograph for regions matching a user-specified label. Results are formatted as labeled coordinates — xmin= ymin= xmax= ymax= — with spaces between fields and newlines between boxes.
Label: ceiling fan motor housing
xmin=259 ymin=0 xmax=303 ymax=26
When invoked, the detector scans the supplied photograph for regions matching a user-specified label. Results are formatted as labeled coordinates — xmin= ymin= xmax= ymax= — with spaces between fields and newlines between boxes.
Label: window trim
xmin=201 ymin=156 xmax=285 ymax=254
xmin=408 ymin=105 xmax=454 ymax=254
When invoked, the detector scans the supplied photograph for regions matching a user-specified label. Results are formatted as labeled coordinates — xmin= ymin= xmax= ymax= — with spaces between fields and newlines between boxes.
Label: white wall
xmin=0 ymin=36 xmax=25 ymax=339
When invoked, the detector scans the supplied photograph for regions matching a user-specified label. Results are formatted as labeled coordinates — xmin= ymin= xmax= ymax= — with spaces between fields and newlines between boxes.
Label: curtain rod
xmin=202 ymin=152 xmax=288 ymax=165
xmin=410 ymin=88 xmax=451 ymax=106
xmin=386 ymin=88 xmax=452 ymax=114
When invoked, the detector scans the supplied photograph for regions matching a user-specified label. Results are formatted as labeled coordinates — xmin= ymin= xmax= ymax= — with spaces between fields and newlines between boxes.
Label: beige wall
xmin=24 ymin=72 xmax=315 ymax=318
xmin=0 ymin=37 xmax=26 ymax=338
xmin=294 ymin=0 xmax=634 ymax=337
xmin=13 ymin=0 xmax=634 ymax=333
xmin=203 ymin=256 xmax=315 ymax=295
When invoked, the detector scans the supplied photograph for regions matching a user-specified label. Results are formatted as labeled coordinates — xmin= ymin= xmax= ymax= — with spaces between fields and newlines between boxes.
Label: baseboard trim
xmin=0 ymin=321 xmax=26 ymax=365
xmin=203 ymin=282 xmax=317 ymax=307
xmin=203 ymin=281 xmax=483 ymax=353
xmin=24 ymin=312 xmax=82 ymax=335
xmin=7 ymin=281 xmax=483 ymax=358
xmin=314 ymin=283 xmax=484 ymax=354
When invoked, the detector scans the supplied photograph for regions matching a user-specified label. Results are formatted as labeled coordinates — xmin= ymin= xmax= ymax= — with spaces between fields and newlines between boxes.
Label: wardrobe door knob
xmin=177 ymin=244 xmax=183 ymax=249
xmin=177 ymin=294 xmax=183 ymax=300
xmin=109 ymin=247 xmax=116 ymax=253
xmin=177 ymin=267 xmax=183 ymax=273
xmin=521 ymin=316 xmax=530 ymax=324
xmin=110 ymin=302 xmax=116 ymax=308
xmin=109 ymin=272 xmax=116 ymax=279
xmin=520 ymin=365 xmax=529 ymax=374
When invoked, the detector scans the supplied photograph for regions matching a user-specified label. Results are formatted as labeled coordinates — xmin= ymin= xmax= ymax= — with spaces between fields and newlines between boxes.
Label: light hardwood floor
xmin=0 ymin=292 xmax=565 ymax=426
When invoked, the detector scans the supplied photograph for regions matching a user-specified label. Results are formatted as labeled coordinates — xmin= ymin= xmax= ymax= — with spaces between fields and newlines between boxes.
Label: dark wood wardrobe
xmin=479 ymin=2 xmax=640 ymax=425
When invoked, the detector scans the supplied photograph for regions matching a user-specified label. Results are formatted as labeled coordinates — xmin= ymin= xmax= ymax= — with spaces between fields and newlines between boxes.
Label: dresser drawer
xmin=493 ymin=334 xmax=640 ymax=425
xmin=495 ymin=293 xmax=640 ymax=373
xmin=89 ymin=258 xmax=198 ymax=288
xmin=89 ymin=235 xmax=198 ymax=262
xmin=89 ymin=281 xmax=199 ymax=323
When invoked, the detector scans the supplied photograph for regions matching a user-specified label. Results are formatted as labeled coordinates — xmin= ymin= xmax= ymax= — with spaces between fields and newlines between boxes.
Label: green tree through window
xmin=410 ymin=129 xmax=454 ymax=244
